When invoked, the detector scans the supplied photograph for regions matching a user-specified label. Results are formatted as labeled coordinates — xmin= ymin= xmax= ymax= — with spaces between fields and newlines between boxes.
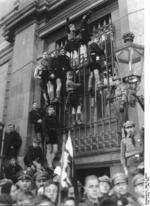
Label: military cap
xmin=123 ymin=120 xmax=135 ymax=128
xmin=35 ymin=170 xmax=49 ymax=181
xmin=112 ymin=173 xmax=127 ymax=186
xmin=132 ymin=174 xmax=144 ymax=187
xmin=17 ymin=170 xmax=32 ymax=181
xmin=98 ymin=175 xmax=111 ymax=185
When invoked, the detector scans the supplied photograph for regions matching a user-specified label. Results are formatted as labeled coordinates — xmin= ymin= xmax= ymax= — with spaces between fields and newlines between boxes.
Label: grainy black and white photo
xmin=0 ymin=0 xmax=145 ymax=205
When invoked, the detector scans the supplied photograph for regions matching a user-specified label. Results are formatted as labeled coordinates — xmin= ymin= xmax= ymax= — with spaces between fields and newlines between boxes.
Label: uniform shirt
xmin=120 ymin=135 xmax=143 ymax=168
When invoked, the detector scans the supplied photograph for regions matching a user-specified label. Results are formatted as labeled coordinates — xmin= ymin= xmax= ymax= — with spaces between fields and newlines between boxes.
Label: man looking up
xmin=79 ymin=175 xmax=100 ymax=206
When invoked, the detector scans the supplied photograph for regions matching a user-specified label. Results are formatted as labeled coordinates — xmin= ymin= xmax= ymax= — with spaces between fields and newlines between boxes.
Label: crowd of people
xmin=0 ymin=119 xmax=144 ymax=206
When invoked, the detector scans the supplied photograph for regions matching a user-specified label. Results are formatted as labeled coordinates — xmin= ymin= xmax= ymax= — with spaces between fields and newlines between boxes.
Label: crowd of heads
xmin=0 ymin=165 xmax=144 ymax=206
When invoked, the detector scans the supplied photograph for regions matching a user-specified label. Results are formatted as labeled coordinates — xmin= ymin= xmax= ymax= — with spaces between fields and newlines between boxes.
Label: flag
xmin=61 ymin=130 xmax=74 ymax=188
xmin=54 ymin=130 xmax=74 ymax=188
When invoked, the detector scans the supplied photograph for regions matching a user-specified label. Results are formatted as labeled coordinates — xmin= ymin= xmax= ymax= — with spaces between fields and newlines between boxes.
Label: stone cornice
xmin=1 ymin=0 xmax=70 ymax=42
xmin=38 ymin=0 xmax=113 ymax=38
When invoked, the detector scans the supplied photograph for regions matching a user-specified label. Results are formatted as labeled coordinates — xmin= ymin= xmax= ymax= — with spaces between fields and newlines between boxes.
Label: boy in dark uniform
xmin=66 ymin=70 xmax=82 ymax=126
xmin=29 ymin=101 xmax=45 ymax=147
xmin=43 ymin=105 xmax=58 ymax=169
xmin=34 ymin=51 xmax=51 ymax=105
xmin=88 ymin=40 xmax=105 ymax=95
xmin=65 ymin=17 xmax=80 ymax=67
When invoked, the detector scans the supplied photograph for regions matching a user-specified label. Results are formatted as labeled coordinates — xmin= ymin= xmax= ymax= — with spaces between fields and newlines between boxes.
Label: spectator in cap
xmin=3 ymin=124 xmax=22 ymax=160
xmin=120 ymin=120 xmax=143 ymax=179
xmin=79 ymin=175 xmax=100 ymax=206
xmin=17 ymin=170 xmax=32 ymax=192
xmin=132 ymin=173 xmax=144 ymax=198
xmin=112 ymin=173 xmax=141 ymax=206
xmin=44 ymin=181 xmax=59 ymax=205
xmin=112 ymin=173 xmax=128 ymax=196
xmin=4 ymin=157 xmax=22 ymax=183
xmin=24 ymin=137 xmax=44 ymax=170
xmin=33 ymin=170 xmax=50 ymax=195
xmin=98 ymin=175 xmax=111 ymax=199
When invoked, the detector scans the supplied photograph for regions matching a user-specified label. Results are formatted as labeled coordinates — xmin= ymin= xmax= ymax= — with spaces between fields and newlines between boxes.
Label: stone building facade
xmin=0 ymin=0 xmax=144 ymax=180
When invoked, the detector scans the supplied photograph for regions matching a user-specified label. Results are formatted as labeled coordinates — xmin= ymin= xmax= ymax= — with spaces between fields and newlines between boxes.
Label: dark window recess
xmin=76 ymin=167 xmax=110 ymax=186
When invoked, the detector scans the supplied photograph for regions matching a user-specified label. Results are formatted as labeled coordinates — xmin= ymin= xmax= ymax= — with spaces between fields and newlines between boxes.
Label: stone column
xmin=6 ymin=23 xmax=38 ymax=165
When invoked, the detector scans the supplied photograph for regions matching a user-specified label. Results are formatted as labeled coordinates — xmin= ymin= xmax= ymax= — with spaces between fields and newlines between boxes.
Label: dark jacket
xmin=29 ymin=108 xmax=45 ymax=133
xmin=4 ymin=163 xmax=22 ymax=183
xmin=24 ymin=145 xmax=44 ymax=167
xmin=3 ymin=131 xmax=22 ymax=159
xmin=43 ymin=115 xmax=58 ymax=144
xmin=43 ymin=115 xmax=58 ymax=137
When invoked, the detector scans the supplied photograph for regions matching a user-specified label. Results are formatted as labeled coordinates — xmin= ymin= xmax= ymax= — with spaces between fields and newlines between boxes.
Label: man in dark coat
xmin=3 ymin=124 xmax=22 ymax=159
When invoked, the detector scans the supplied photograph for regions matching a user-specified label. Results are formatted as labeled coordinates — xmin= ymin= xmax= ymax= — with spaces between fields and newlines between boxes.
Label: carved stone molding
xmin=1 ymin=0 xmax=69 ymax=42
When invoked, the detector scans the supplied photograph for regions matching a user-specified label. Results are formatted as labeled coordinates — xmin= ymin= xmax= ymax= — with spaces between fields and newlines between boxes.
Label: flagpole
xmin=0 ymin=126 xmax=5 ymax=177
xmin=71 ymin=131 xmax=74 ymax=179
xmin=58 ymin=131 xmax=66 ymax=205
